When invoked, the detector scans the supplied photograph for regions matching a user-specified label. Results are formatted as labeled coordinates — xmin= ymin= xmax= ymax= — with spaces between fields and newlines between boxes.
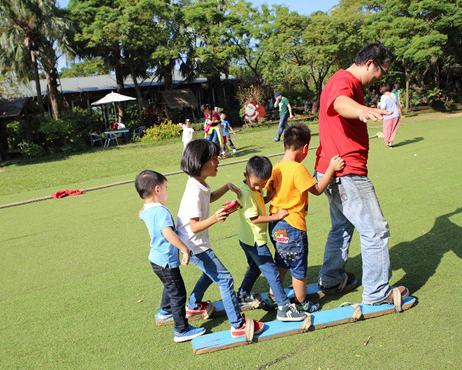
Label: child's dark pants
xmin=151 ymin=262 xmax=188 ymax=332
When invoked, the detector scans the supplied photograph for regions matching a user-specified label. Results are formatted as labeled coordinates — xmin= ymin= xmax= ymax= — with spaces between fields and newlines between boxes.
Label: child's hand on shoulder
xmin=181 ymin=251 xmax=190 ymax=266
xmin=227 ymin=183 xmax=241 ymax=198
xmin=329 ymin=155 xmax=345 ymax=172
xmin=215 ymin=208 xmax=229 ymax=223
xmin=275 ymin=209 xmax=289 ymax=220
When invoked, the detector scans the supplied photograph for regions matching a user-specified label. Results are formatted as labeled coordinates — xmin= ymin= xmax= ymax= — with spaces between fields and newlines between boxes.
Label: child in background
xmin=177 ymin=139 xmax=264 ymax=338
xmin=135 ymin=170 xmax=205 ymax=343
xmin=266 ymin=124 xmax=344 ymax=312
xmin=220 ymin=112 xmax=237 ymax=155
xmin=236 ymin=156 xmax=307 ymax=322
xmin=378 ymin=84 xmax=400 ymax=148
xmin=178 ymin=119 xmax=194 ymax=152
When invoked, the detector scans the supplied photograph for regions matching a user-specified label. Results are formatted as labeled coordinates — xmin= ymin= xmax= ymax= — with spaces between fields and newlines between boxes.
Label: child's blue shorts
xmin=269 ymin=219 xmax=308 ymax=279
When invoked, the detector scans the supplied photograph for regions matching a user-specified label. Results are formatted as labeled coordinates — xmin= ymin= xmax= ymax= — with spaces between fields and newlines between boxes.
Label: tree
xmin=69 ymin=0 xmax=128 ymax=121
xmin=0 ymin=0 xmax=73 ymax=117
xmin=183 ymin=0 xmax=242 ymax=108
xmin=60 ymin=59 xmax=109 ymax=77
xmin=365 ymin=0 xmax=448 ymax=111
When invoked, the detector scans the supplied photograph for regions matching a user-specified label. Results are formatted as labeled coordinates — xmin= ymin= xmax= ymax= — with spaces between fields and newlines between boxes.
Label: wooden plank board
xmin=155 ymin=280 xmax=360 ymax=326
xmin=191 ymin=296 xmax=417 ymax=355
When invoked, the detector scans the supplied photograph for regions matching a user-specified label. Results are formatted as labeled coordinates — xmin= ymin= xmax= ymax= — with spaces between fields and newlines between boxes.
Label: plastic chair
xmin=132 ymin=126 xmax=146 ymax=140
xmin=89 ymin=132 xmax=103 ymax=147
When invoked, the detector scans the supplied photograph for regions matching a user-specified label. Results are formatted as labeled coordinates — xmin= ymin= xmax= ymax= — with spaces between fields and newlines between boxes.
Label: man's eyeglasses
xmin=374 ymin=60 xmax=388 ymax=76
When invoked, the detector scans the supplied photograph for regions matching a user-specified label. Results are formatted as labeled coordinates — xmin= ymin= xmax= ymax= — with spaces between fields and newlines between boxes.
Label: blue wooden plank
xmin=155 ymin=281 xmax=358 ymax=325
xmin=191 ymin=296 xmax=416 ymax=354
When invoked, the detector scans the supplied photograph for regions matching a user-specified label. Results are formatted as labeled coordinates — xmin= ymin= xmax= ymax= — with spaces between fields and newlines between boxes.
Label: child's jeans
xmin=188 ymin=249 xmax=243 ymax=328
xmin=238 ymin=241 xmax=290 ymax=306
xmin=269 ymin=219 xmax=308 ymax=279
xmin=150 ymin=262 xmax=188 ymax=333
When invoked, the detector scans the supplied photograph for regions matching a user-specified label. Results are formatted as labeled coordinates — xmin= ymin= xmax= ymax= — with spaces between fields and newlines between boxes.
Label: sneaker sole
xmin=174 ymin=330 xmax=206 ymax=343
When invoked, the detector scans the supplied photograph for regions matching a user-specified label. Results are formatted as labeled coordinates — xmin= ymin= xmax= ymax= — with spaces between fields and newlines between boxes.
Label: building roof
xmin=0 ymin=98 xmax=29 ymax=119
xmin=160 ymin=89 xmax=199 ymax=109
xmin=12 ymin=71 xmax=232 ymax=98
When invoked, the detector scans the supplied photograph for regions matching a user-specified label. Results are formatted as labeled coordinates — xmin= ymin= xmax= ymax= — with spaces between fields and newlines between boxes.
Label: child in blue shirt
xmin=135 ymin=170 xmax=205 ymax=343
xmin=220 ymin=112 xmax=237 ymax=155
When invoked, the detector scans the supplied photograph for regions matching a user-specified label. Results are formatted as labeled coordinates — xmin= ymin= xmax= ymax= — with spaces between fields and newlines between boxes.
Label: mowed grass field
xmin=1 ymin=112 xmax=461 ymax=370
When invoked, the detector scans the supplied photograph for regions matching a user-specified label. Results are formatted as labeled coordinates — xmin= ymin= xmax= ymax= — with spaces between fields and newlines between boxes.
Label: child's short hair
xmin=283 ymin=124 xmax=311 ymax=150
xmin=245 ymin=156 xmax=273 ymax=180
xmin=135 ymin=170 xmax=167 ymax=199
xmin=220 ymin=112 xmax=226 ymax=118
xmin=380 ymin=83 xmax=391 ymax=94
xmin=181 ymin=139 xmax=219 ymax=177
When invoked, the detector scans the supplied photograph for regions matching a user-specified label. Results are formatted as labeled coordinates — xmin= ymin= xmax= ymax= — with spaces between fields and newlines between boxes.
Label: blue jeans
xmin=207 ymin=128 xmax=219 ymax=145
xmin=188 ymin=249 xmax=243 ymax=328
xmin=315 ymin=172 xmax=392 ymax=304
xmin=238 ymin=241 xmax=290 ymax=306
xmin=275 ymin=114 xmax=289 ymax=141
xmin=269 ymin=219 xmax=308 ymax=279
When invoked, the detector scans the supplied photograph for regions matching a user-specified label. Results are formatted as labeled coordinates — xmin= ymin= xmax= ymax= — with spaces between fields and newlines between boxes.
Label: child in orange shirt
xmin=266 ymin=124 xmax=344 ymax=312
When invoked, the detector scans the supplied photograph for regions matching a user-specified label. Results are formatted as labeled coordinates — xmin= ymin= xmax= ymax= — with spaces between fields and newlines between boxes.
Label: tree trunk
xmin=209 ymin=74 xmax=225 ymax=110
xmin=129 ymin=66 xmax=146 ymax=115
xmin=163 ymin=61 xmax=174 ymax=91
xmin=30 ymin=51 xmax=45 ymax=113
xmin=115 ymin=64 xmax=125 ymax=122
xmin=44 ymin=66 xmax=63 ymax=120
xmin=405 ymin=69 xmax=410 ymax=114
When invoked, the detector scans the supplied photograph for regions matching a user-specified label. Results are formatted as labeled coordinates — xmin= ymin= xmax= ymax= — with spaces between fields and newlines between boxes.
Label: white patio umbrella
xmin=91 ymin=92 xmax=137 ymax=106
xmin=91 ymin=92 xmax=137 ymax=127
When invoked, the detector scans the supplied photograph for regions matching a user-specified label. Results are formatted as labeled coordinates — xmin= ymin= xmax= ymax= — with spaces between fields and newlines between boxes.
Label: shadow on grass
xmin=392 ymin=136 xmax=424 ymax=148
xmin=389 ymin=207 xmax=462 ymax=293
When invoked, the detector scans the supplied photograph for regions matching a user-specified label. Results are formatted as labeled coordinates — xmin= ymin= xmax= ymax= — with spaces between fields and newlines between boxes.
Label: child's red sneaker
xmin=186 ymin=301 xmax=213 ymax=318
xmin=230 ymin=315 xmax=264 ymax=338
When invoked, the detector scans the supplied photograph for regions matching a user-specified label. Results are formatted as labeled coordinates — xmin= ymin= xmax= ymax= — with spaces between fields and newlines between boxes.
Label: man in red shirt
xmin=314 ymin=43 xmax=409 ymax=305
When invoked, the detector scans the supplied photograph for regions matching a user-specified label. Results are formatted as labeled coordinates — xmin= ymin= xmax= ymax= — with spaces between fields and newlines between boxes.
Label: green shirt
xmin=238 ymin=182 xmax=268 ymax=247
xmin=277 ymin=97 xmax=290 ymax=117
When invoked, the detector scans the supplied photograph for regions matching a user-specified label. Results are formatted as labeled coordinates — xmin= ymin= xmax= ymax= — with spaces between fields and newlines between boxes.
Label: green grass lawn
xmin=1 ymin=112 xmax=461 ymax=369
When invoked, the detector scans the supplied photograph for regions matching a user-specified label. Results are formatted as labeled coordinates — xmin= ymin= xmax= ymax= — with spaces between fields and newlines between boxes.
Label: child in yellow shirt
xmin=267 ymin=124 xmax=344 ymax=312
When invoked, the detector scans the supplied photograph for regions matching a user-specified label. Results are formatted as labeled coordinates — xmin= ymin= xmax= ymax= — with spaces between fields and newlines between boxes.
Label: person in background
xmin=179 ymin=119 xmax=194 ymax=152
xmin=273 ymin=92 xmax=293 ymax=142
xmin=378 ymin=84 xmax=400 ymax=148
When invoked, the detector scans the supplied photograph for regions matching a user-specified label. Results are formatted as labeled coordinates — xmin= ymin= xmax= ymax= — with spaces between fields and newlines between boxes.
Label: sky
xmin=56 ymin=0 xmax=339 ymax=69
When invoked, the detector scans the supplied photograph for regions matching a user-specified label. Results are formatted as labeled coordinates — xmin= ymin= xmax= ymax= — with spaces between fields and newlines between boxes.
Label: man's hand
xmin=329 ymin=155 xmax=345 ymax=172
xmin=358 ymin=107 xmax=392 ymax=123
xmin=227 ymin=183 xmax=242 ymax=198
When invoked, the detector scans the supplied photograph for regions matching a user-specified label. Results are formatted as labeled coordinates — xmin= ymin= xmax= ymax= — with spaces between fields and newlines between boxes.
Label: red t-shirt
xmin=315 ymin=69 xmax=369 ymax=176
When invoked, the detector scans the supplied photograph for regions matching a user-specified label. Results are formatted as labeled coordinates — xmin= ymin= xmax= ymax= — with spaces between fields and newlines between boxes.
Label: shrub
xmin=141 ymin=119 xmax=182 ymax=143
xmin=18 ymin=142 xmax=46 ymax=159
xmin=6 ymin=121 xmax=25 ymax=149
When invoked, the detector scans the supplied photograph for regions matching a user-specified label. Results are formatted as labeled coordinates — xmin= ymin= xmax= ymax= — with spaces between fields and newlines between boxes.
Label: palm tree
xmin=0 ymin=0 xmax=74 ymax=119
xmin=0 ymin=22 xmax=45 ymax=112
